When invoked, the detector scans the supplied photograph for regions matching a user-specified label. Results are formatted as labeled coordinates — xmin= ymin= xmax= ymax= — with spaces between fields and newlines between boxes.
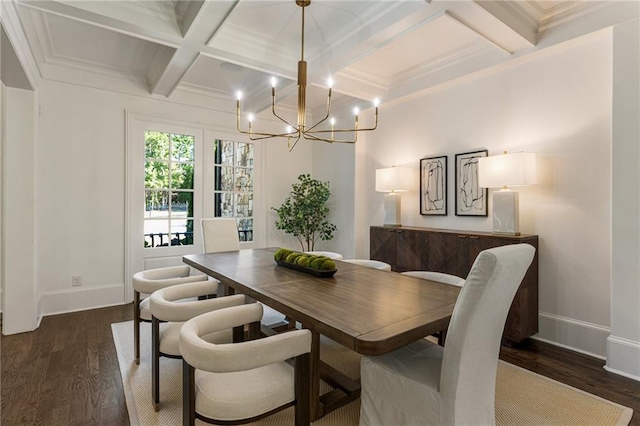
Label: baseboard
xmin=39 ymin=283 xmax=126 ymax=317
xmin=605 ymin=335 xmax=640 ymax=381
xmin=533 ymin=311 xmax=610 ymax=359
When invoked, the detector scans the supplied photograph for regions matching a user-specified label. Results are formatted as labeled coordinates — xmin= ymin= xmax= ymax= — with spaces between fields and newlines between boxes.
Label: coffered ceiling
xmin=5 ymin=0 xmax=638 ymax=118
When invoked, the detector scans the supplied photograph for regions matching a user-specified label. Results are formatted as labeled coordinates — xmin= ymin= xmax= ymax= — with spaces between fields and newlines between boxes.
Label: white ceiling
xmin=8 ymin=0 xmax=638 ymax=120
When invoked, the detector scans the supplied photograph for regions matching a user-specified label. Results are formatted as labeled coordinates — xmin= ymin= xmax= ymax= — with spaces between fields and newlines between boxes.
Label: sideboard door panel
xmin=428 ymin=233 xmax=469 ymax=277
xmin=370 ymin=227 xmax=397 ymax=267
xmin=396 ymin=230 xmax=428 ymax=272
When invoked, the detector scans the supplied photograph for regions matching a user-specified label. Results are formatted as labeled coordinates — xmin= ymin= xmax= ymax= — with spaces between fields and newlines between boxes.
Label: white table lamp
xmin=376 ymin=166 xmax=413 ymax=227
xmin=478 ymin=152 xmax=536 ymax=235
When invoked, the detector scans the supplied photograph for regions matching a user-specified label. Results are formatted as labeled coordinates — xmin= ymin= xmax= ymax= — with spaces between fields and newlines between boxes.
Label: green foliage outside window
xmin=144 ymin=131 xmax=195 ymax=247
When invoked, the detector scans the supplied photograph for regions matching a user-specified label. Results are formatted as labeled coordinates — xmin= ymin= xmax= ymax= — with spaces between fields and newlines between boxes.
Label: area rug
xmin=112 ymin=321 xmax=632 ymax=426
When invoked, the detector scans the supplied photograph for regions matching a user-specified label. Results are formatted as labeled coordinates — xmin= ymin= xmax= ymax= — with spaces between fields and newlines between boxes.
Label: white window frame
xmin=125 ymin=112 xmax=264 ymax=302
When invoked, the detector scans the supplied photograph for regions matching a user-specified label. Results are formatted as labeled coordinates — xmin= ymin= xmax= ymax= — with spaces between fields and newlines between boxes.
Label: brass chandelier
xmin=236 ymin=0 xmax=379 ymax=151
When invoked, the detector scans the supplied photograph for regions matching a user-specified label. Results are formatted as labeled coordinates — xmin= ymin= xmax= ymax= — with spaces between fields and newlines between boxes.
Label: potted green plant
xmin=272 ymin=174 xmax=337 ymax=251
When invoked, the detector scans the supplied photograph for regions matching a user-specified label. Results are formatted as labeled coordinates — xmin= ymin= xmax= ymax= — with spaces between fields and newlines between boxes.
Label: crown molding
xmin=537 ymin=1 xmax=610 ymax=32
xmin=1 ymin=1 xmax=41 ymax=88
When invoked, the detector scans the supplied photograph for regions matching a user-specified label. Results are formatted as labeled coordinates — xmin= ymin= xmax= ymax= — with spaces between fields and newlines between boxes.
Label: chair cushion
xmin=360 ymin=338 xmax=443 ymax=426
xmin=194 ymin=361 xmax=294 ymax=421
xmin=139 ymin=297 xmax=152 ymax=321
xmin=159 ymin=322 xmax=232 ymax=357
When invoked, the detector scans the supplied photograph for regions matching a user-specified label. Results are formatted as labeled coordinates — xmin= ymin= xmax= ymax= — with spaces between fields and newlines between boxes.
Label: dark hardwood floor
xmin=2 ymin=305 xmax=131 ymax=426
xmin=2 ymin=304 xmax=639 ymax=425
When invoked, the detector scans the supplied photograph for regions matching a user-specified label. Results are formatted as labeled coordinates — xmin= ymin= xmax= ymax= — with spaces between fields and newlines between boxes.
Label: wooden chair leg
xmin=438 ymin=329 xmax=447 ymax=346
xmin=233 ymin=325 xmax=245 ymax=343
xmin=183 ymin=360 xmax=196 ymax=426
xmin=152 ymin=316 xmax=160 ymax=411
xmin=295 ymin=352 xmax=311 ymax=426
xmin=134 ymin=291 xmax=140 ymax=365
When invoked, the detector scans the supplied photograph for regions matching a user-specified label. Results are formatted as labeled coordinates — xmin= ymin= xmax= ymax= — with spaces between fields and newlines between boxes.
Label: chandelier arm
xmin=305 ymin=87 xmax=332 ymax=132
xmin=288 ymin=135 xmax=302 ymax=152
xmin=271 ymin=103 xmax=297 ymax=130
xmin=238 ymin=125 xmax=299 ymax=140
xmin=302 ymin=132 xmax=357 ymax=144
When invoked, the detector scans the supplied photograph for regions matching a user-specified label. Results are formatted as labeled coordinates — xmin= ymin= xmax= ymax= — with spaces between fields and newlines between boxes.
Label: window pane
xmin=170 ymin=219 xmax=194 ymax=246
xmin=145 ymin=131 xmax=169 ymax=160
xmin=171 ymin=191 xmax=193 ymax=218
xmin=145 ymin=161 xmax=169 ymax=189
xmin=171 ymin=163 xmax=194 ymax=190
xmin=237 ymin=218 xmax=253 ymax=242
xmin=171 ymin=133 xmax=195 ymax=162
xmin=145 ymin=190 xmax=169 ymax=218
xmin=215 ymin=192 xmax=234 ymax=217
xmin=236 ymin=142 xmax=254 ymax=167
xmin=234 ymin=168 xmax=253 ymax=192
xmin=144 ymin=220 xmax=169 ymax=247
xmin=220 ymin=140 xmax=234 ymax=166
xmin=235 ymin=193 xmax=253 ymax=217
xmin=215 ymin=166 xmax=234 ymax=191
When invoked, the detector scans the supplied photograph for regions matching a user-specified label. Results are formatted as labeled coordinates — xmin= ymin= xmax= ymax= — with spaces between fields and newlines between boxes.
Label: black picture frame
xmin=420 ymin=155 xmax=447 ymax=215
xmin=455 ymin=149 xmax=488 ymax=216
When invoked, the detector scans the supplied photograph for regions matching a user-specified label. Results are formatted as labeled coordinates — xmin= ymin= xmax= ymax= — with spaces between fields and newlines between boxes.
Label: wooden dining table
xmin=183 ymin=248 xmax=461 ymax=421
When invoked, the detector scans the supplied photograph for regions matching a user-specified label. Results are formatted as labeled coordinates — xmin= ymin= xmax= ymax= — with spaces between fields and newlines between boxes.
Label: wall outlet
xmin=72 ymin=275 xmax=82 ymax=287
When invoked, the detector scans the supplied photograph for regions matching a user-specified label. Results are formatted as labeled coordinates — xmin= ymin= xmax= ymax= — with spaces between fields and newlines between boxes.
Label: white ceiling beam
xmin=470 ymin=0 xmax=539 ymax=46
xmin=149 ymin=1 xmax=239 ymax=97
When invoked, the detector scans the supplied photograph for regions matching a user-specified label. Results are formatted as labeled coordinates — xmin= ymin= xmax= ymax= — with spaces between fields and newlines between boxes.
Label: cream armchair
xmin=149 ymin=281 xmax=246 ymax=411
xmin=180 ymin=303 xmax=312 ymax=426
xmin=304 ymin=251 xmax=344 ymax=260
xmin=342 ymin=259 xmax=392 ymax=271
xmin=131 ymin=265 xmax=207 ymax=364
xmin=360 ymin=244 xmax=535 ymax=426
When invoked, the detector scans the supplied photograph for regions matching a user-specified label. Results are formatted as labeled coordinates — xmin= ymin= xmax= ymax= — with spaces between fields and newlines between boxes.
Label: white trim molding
xmin=605 ymin=335 xmax=640 ymax=382
xmin=533 ymin=311 xmax=610 ymax=360
xmin=38 ymin=283 xmax=126 ymax=317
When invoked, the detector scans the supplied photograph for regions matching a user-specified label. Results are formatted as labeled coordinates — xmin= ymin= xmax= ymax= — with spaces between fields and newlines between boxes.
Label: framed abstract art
xmin=420 ymin=155 xmax=447 ymax=215
xmin=455 ymin=149 xmax=488 ymax=216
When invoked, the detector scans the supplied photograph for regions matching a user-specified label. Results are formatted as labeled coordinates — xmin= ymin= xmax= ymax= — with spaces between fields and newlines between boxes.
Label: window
xmin=144 ymin=131 xmax=195 ymax=248
xmin=213 ymin=140 xmax=254 ymax=242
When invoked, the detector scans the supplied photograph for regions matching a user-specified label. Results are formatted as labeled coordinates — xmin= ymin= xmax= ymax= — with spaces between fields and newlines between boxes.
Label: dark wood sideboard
xmin=370 ymin=226 xmax=539 ymax=344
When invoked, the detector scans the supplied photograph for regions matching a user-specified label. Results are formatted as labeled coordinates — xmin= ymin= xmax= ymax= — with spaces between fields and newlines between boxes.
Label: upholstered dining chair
xmin=202 ymin=217 xmax=288 ymax=328
xmin=359 ymin=244 xmax=535 ymax=426
xmin=180 ymin=303 xmax=312 ymax=426
xmin=149 ymin=280 xmax=247 ymax=411
xmin=132 ymin=266 xmax=207 ymax=364
xmin=342 ymin=259 xmax=392 ymax=271
xmin=401 ymin=271 xmax=465 ymax=287
xmin=304 ymin=251 xmax=344 ymax=260
xmin=201 ymin=217 xmax=243 ymax=254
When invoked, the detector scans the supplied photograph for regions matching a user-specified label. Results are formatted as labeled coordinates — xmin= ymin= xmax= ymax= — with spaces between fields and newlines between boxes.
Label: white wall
xmin=310 ymin=142 xmax=356 ymax=257
xmin=355 ymin=33 xmax=613 ymax=358
xmin=33 ymin=79 xmax=311 ymax=318
xmin=3 ymin=87 xmax=38 ymax=334
xmin=0 ymin=81 xmax=3 ymax=314
xmin=0 ymin=81 xmax=4 ymax=314
xmin=607 ymin=18 xmax=640 ymax=380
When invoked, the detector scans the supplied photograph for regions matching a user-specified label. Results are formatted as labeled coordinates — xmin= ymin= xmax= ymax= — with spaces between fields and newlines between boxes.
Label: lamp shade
xmin=375 ymin=167 xmax=413 ymax=192
xmin=478 ymin=152 xmax=537 ymax=188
